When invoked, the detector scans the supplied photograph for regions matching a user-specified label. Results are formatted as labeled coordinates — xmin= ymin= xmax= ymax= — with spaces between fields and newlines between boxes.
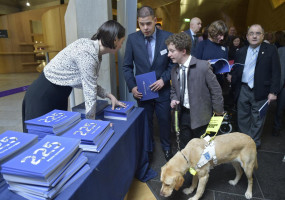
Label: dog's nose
xmin=160 ymin=190 xmax=165 ymax=196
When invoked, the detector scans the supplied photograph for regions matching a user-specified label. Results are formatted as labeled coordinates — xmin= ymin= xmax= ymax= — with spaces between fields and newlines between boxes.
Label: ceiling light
xmin=26 ymin=1 xmax=31 ymax=6
xmin=184 ymin=18 xmax=190 ymax=22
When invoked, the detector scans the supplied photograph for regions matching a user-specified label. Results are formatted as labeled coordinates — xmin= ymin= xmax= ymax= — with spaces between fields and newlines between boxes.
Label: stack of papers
xmin=1 ymin=135 xmax=90 ymax=200
xmin=25 ymin=110 xmax=81 ymax=139
xmin=72 ymin=99 xmax=109 ymax=119
xmin=61 ymin=119 xmax=114 ymax=153
xmin=104 ymin=101 xmax=135 ymax=121
xmin=0 ymin=131 xmax=38 ymax=188
xmin=259 ymin=100 xmax=269 ymax=118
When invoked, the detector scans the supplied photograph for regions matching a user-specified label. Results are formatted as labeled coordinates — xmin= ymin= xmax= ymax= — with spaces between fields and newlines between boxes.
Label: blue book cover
xmin=136 ymin=71 xmax=159 ymax=101
xmin=259 ymin=100 xmax=269 ymax=118
xmin=1 ymin=135 xmax=80 ymax=180
xmin=0 ymin=130 xmax=38 ymax=164
xmin=104 ymin=101 xmax=135 ymax=121
xmin=3 ymin=149 xmax=82 ymax=187
xmin=209 ymin=59 xmax=244 ymax=74
xmin=79 ymin=129 xmax=115 ymax=152
xmin=27 ymin=118 xmax=81 ymax=135
xmin=61 ymin=119 xmax=111 ymax=144
xmin=25 ymin=110 xmax=81 ymax=132
xmin=72 ymin=100 xmax=109 ymax=119
xmin=8 ymin=154 xmax=88 ymax=199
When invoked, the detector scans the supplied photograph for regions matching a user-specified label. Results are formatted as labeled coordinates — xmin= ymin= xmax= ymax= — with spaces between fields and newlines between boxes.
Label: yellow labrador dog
xmin=160 ymin=132 xmax=257 ymax=200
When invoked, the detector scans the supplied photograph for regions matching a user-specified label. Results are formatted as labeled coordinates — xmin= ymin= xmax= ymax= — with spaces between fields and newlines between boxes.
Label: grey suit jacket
xmin=170 ymin=56 xmax=224 ymax=129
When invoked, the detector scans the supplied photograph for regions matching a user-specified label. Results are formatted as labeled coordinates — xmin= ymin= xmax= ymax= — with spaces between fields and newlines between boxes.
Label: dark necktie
xmin=180 ymin=65 xmax=186 ymax=105
xmin=146 ymin=36 xmax=153 ymax=65
xmin=193 ymin=35 xmax=198 ymax=47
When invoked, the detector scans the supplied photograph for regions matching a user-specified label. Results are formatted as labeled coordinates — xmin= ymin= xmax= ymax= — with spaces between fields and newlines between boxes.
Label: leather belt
xmin=241 ymin=82 xmax=253 ymax=91
xmin=181 ymin=106 xmax=190 ymax=113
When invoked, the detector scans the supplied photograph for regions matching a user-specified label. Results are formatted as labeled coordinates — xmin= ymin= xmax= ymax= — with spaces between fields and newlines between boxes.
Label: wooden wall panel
xmin=0 ymin=5 xmax=67 ymax=74
xmin=246 ymin=0 xmax=285 ymax=32
xmin=42 ymin=4 xmax=67 ymax=60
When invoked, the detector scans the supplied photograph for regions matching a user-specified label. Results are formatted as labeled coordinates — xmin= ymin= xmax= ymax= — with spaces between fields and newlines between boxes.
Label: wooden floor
xmin=124 ymin=179 xmax=156 ymax=200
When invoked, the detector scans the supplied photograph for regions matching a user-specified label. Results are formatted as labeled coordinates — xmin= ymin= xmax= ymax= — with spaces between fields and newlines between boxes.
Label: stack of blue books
xmin=0 ymin=131 xmax=38 ymax=188
xmin=25 ymin=110 xmax=81 ymax=139
xmin=1 ymin=135 xmax=90 ymax=200
xmin=61 ymin=119 xmax=114 ymax=153
xmin=104 ymin=101 xmax=135 ymax=121
xmin=72 ymin=99 xmax=109 ymax=119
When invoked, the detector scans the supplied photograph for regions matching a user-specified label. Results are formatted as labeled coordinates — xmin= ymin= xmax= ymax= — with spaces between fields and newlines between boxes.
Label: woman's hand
xmin=107 ymin=93 xmax=126 ymax=110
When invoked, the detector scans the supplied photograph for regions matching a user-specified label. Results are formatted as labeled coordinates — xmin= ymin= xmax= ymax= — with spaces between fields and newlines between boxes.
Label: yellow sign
xmin=206 ymin=115 xmax=224 ymax=133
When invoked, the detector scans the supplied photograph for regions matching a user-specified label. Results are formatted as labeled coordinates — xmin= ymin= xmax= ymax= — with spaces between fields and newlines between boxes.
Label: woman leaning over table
xmin=22 ymin=20 xmax=126 ymax=132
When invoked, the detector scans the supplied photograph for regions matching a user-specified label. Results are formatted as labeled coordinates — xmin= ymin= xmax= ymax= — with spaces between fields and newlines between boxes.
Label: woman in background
xmin=22 ymin=20 xmax=126 ymax=132
xmin=194 ymin=20 xmax=228 ymax=87
xmin=228 ymin=36 xmax=243 ymax=60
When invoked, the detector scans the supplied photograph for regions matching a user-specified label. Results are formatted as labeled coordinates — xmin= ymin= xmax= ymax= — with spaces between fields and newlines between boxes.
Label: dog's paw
xmin=183 ymin=187 xmax=194 ymax=195
xmin=245 ymin=191 xmax=252 ymax=199
xmin=228 ymin=180 xmax=237 ymax=186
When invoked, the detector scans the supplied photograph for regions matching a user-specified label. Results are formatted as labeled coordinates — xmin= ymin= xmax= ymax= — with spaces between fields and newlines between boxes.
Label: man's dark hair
xmin=137 ymin=6 xmax=155 ymax=18
xmin=165 ymin=32 xmax=191 ymax=55
xmin=91 ymin=20 xmax=125 ymax=49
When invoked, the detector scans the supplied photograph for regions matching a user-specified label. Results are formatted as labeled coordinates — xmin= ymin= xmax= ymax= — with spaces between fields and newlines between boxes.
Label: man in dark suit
xmin=184 ymin=17 xmax=202 ymax=55
xmin=123 ymin=6 xmax=173 ymax=161
xmin=166 ymin=32 xmax=224 ymax=149
xmin=231 ymin=24 xmax=281 ymax=148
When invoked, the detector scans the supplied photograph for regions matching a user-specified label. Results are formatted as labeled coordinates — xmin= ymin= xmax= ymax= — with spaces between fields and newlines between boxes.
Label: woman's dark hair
xmin=91 ymin=20 xmax=125 ymax=49
xmin=229 ymin=35 xmax=243 ymax=48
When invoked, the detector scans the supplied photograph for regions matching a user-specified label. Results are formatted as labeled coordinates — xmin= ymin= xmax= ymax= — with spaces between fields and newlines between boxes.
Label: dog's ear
xmin=174 ymin=174 xmax=184 ymax=191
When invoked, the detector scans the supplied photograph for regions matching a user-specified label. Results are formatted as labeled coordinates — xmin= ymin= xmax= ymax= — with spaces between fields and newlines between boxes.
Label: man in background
xmin=123 ymin=6 xmax=173 ymax=161
xmin=231 ymin=24 xmax=281 ymax=149
xmin=184 ymin=17 xmax=202 ymax=55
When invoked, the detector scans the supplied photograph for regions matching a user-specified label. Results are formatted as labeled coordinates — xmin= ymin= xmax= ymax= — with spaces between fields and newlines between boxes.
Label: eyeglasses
xmin=248 ymin=32 xmax=263 ymax=36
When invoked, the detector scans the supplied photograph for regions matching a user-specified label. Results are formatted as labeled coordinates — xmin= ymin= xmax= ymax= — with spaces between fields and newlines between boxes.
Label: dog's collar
xmin=180 ymin=151 xmax=189 ymax=164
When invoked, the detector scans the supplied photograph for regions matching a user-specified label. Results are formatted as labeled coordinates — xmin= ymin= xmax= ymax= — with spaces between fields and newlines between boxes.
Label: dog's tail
xmin=254 ymin=156 xmax=258 ymax=170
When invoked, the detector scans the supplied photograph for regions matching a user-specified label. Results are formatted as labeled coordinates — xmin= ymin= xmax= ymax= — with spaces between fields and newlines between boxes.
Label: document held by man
xmin=135 ymin=71 xmax=159 ymax=101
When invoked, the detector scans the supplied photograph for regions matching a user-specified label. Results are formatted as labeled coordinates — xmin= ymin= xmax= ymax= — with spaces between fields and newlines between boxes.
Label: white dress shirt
xmin=179 ymin=55 xmax=192 ymax=108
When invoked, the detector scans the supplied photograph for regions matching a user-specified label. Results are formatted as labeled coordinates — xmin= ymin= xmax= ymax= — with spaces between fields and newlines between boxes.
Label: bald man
xmin=184 ymin=17 xmax=202 ymax=55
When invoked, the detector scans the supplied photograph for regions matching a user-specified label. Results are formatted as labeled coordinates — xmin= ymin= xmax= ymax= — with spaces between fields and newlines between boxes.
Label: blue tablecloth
xmin=0 ymin=107 xmax=157 ymax=200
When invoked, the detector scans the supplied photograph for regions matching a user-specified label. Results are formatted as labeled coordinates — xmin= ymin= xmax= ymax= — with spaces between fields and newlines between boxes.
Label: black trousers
xmin=22 ymin=72 xmax=72 ymax=132
xmin=179 ymin=106 xmax=207 ymax=149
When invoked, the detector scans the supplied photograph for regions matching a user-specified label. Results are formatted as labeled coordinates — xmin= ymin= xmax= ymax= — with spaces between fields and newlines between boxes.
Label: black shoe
xmin=163 ymin=150 xmax=173 ymax=161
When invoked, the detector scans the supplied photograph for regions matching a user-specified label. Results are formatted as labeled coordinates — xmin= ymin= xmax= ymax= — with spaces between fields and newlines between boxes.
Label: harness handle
xmin=174 ymin=104 xmax=181 ymax=151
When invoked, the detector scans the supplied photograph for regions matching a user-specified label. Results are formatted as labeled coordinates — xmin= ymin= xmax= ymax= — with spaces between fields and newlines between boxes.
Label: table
xmin=0 ymin=107 xmax=157 ymax=200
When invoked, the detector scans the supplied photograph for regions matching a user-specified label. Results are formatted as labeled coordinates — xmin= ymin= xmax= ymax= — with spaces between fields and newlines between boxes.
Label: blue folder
xmin=136 ymin=71 xmax=159 ymax=101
